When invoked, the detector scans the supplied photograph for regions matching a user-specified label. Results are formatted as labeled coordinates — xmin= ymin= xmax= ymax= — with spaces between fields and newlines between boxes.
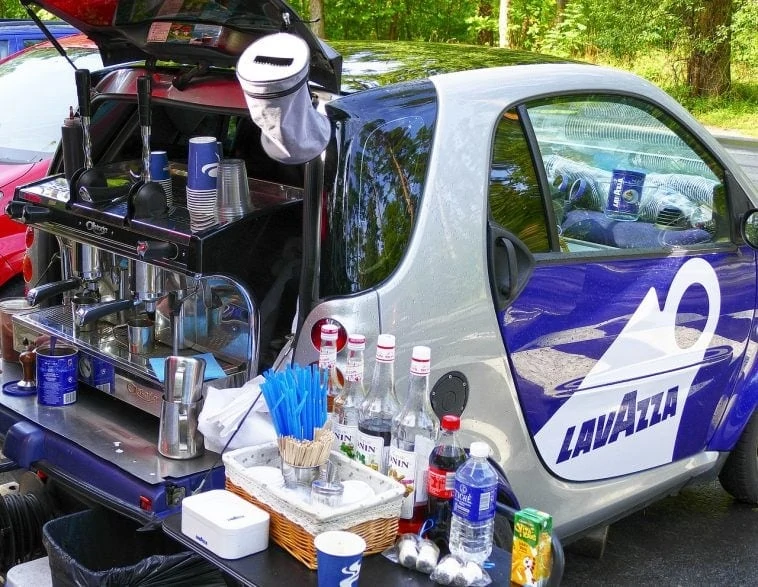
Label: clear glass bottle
xmin=356 ymin=333 xmax=398 ymax=473
xmin=427 ymin=414 xmax=467 ymax=546
xmin=318 ymin=323 xmax=342 ymax=414
xmin=389 ymin=345 xmax=440 ymax=534
xmin=449 ymin=441 xmax=499 ymax=564
xmin=333 ymin=334 xmax=366 ymax=460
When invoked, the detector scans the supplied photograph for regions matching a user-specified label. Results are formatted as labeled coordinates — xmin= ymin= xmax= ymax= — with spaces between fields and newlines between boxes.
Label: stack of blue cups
xmin=149 ymin=150 xmax=173 ymax=208
xmin=186 ymin=136 xmax=219 ymax=231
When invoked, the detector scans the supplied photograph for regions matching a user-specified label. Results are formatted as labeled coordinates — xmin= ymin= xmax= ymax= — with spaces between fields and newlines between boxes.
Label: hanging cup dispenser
xmin=236 ymin=33 xmax=330 ymax=165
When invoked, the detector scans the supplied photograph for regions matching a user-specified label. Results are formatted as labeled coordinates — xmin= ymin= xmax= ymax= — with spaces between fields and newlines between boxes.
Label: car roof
xmin=0 ymin=32 xmax=97 ymax=66
xmin=0 ymin=19 xmax=75 ymax=32
xmin=331 ymin=40 xmax=574 ymax=92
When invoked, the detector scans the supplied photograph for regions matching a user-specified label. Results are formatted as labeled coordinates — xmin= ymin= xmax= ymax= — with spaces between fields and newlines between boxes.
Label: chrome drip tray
xmin=12 ymin=305 xmax=241 ymax=383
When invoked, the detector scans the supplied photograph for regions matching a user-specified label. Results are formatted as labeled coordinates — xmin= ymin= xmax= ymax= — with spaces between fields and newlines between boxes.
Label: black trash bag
xmin=42 ymin=508 xmax=227 ymax=587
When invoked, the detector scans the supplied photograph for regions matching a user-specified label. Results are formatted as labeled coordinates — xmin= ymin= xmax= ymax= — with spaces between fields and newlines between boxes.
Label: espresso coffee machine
xmin=6 ymin=71 xmax=271 ymax=419
xmin=7 ymin=192 xmax=260 ymax=417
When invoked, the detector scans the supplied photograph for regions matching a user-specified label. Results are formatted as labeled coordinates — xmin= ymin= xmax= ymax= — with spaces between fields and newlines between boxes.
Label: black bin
xmin=42 ymin=508 xmax=226 ymax=587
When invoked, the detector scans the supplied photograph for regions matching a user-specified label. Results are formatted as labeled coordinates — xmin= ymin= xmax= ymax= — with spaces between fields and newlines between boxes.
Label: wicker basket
xmin=223 ymin=442 xmax=404 ymax=569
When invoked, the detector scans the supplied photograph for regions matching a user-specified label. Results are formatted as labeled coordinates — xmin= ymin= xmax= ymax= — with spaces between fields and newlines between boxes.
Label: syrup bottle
xmin=333 ymin=334 xmax=366 ymax=459
xmin=356 ymin=334 xmax=398 ymax=473
xmin=318 ymin=323 xmax=342 ymax=414
xmin=388 ymin=345 xmax=440 ymax=534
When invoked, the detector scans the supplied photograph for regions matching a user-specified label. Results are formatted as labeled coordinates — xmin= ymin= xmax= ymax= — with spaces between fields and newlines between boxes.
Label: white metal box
xmin=181 ymin=489 xmax=270 ymax=559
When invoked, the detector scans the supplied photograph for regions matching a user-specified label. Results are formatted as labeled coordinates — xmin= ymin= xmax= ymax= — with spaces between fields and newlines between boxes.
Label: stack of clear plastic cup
xmin=217 ymin=158 xmax=252 ymax=223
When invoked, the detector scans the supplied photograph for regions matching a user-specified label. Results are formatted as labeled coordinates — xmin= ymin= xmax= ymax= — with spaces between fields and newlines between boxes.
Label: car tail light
xmin=22 ymin=255 xmax=33 ymax=284
xmin=24 ymin=227 xmax=34 ymax=249
xmin=138 ymin=495 xmax=153 ymax=512
xmin=310 ymin=318 xmax=347 ymax=352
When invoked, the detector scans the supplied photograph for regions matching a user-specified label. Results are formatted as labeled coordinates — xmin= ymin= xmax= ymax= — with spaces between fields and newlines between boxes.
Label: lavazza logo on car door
xmin=534 ymin=257 xmax=721 ymax=481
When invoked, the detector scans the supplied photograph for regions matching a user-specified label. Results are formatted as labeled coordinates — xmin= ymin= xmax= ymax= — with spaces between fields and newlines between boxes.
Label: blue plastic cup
xmin=314 ymin=531 xmax=365 ymax=587
xmin=149 ymin=150 xmax=170 ymax=180
xmin=187 ymin=136 xmax=219 ymax=191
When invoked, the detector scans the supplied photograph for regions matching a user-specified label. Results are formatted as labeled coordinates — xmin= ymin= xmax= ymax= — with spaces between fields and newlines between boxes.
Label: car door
xmin=487 ymin=94 xmax=756 ymax=482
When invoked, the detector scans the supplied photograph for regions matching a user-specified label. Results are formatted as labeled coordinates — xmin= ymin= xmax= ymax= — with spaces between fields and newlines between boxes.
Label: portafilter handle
xmin=75 ymin=298 xmax=137 ymax=327
xmin=27 ymin=277 xmax=81 ymax=306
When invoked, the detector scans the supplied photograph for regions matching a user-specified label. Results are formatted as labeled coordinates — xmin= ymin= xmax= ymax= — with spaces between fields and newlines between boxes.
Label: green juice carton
xmin=510 ymin=507 xmax=553 ymax=587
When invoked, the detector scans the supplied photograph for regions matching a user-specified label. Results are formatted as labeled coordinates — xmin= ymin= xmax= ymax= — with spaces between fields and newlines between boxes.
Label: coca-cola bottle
xmin=318 ymin=323 xmax=342 ymax=414
xmin=426 ymin=414 xmax=467 ymax=546
xmin=388 ymin=345 xmax=440 ymax=534
xmin=333 ymin=334 xmax=366 ymax=459
xmin=357 ymin=334 xmax=398 ymax=473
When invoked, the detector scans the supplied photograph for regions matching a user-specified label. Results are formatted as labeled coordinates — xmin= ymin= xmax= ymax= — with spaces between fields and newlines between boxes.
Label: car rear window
xmin=320 ymin=80 xmax=438 ymax=297
xmin=0 ymin=46 xmax=101 ymax=162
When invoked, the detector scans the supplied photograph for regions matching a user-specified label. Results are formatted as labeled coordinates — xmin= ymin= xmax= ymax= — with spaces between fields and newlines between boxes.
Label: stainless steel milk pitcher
xmin=164 ymin=356 xmax=206 ymax=403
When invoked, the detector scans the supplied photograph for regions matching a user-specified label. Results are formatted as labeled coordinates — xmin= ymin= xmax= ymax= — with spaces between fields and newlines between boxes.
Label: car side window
xmin=488 ymin=109 xmax=551 ymax=253
xmin=526 ymin=96 xmax=728 ymax=253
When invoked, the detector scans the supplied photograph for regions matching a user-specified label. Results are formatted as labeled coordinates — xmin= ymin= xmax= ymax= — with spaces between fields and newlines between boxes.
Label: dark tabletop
xmin=163 ymin=513 xmax=511 ymax=586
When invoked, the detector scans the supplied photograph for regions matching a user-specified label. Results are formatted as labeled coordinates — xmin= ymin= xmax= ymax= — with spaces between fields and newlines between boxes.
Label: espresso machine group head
xmin=26 ymin=241 xmax=113 ymax=307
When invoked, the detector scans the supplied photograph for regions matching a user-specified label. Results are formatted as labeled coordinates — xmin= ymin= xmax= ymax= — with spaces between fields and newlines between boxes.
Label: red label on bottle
xmin=427 ymin=466 xmax=455 ymax=499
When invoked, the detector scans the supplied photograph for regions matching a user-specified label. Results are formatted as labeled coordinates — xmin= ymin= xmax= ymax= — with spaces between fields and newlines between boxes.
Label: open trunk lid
xmin=23 ymin=0 xmax=341 ymax=92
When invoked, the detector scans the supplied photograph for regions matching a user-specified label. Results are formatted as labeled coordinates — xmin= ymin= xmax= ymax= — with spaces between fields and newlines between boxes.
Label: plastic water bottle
xmin=448 ymin=441 xmax=498 ymax=564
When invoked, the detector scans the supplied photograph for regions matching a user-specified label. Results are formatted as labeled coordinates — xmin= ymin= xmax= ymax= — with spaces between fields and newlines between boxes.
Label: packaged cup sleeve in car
xmin=62 ymin=111 xmax=85 ymax=183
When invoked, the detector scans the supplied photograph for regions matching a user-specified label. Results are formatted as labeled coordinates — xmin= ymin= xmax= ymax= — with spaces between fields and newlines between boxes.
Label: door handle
xmin=487 ymin=222 xmax=535 ymax=312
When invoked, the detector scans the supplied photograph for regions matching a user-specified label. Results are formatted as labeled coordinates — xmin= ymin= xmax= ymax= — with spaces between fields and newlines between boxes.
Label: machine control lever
xmin=21 ymin=205 xmax=51 ymax=223
xmin=5 ymin=201 xmax=26 ymax=220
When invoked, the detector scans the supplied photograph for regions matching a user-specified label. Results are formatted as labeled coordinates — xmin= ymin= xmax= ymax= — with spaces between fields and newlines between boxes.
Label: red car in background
xmin=0 ymin=33 xmax=100 ymax=296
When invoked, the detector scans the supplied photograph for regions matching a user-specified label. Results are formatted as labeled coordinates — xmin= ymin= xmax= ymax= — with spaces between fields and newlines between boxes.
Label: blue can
xmin=605 ymin=169 xmax=645 ymax=221
xmin=37 ymin=345 xmax=78 ymax=406
xmin=78 ymin=350 xmax=115 ymax=394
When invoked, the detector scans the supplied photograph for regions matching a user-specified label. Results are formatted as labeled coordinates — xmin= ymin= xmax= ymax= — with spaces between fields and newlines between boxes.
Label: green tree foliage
xmin=731 ymin=0 xmax=758 ymax=68
xmin=0 ymin=0 xmax=26 ymax=18
xmin=301 ymin=0 xmax=754 ymax=97
xmin=1 ymin=0 xmax=752 ymax=99
xmin=294 ymin=0 xmax=485 ymax=42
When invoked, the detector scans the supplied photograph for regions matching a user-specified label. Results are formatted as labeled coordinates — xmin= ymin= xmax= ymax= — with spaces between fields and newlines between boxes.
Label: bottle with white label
xmin=388 ymin=345 xmax=440 ymax=534
xmin=357 ymin=334 xmax=398 ymax=473
xmin=318 ymin=323 xmax=342 ymax=415
xmin=333 ymin=334 xmax=366 ymax=459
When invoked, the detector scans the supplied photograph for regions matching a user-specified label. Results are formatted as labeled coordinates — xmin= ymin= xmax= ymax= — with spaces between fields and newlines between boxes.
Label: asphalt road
xmin=717 ymin=133 xmax=758 ymax=186
xmin=561 ymin=479 xmax=758 ymax=586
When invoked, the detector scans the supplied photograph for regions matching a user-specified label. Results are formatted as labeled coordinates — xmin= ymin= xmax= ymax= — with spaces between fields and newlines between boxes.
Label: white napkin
xmin=198 ymin=375 xmax=277 ymax=453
